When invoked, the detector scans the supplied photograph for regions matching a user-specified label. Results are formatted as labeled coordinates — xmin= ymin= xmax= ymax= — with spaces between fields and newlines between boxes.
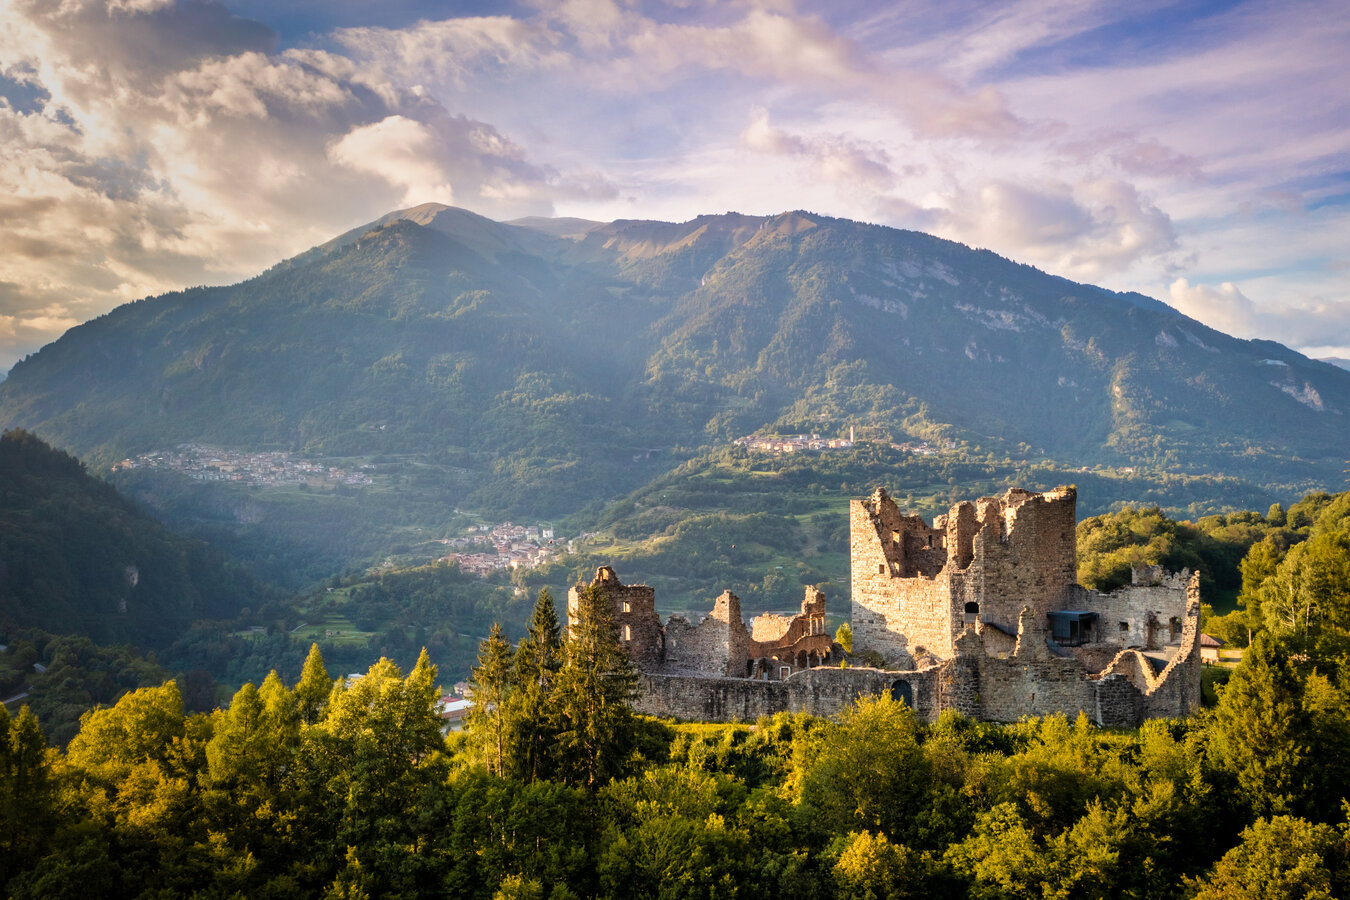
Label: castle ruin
xmin=572 ymin=485 xmax=1202 ymax=727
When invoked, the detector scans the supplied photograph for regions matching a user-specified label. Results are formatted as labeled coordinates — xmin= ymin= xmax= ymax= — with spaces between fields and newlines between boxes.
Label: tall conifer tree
xmin=552 ymin=583 xmax=637 ymax=788
xmin=469 ymin=623 xmax=515 ymax=776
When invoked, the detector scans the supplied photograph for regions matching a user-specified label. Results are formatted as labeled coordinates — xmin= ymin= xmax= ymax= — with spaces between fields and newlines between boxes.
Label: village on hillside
xmin=113 ymin=443 xmax=374 ymax=487
xmin=733 ymin=431 xmax=952 ymax=456
xmin=436 ymin=520 xmax=569 ymax=576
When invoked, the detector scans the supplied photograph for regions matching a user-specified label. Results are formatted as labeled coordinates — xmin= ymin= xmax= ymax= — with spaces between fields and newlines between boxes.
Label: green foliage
xmin=0 ymin=429 xmax=275 ymax=649
xmin=1189 ymin=816 xmax=1348 ymax=900
xmin=551 ymin=584 xmax=640 ymax=789
xmin=795 ymin=695 xmax=930 ymax=843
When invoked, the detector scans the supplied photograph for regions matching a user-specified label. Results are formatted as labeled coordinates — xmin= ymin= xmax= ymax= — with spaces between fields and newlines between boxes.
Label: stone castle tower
xmin=850 ymin=486 xmax=1077 ymax=660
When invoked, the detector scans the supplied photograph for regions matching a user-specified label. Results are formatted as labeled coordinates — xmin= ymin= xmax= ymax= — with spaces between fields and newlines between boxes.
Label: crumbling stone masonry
xmin=568 ymin=566 xmax=835 ymax=681
xmin=574 ymin=486 xmax=1202 ymax=728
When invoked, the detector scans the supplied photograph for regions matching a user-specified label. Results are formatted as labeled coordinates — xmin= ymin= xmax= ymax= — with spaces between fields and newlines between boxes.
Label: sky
xmin=0 ymin=0 xmax=1347 ymax=373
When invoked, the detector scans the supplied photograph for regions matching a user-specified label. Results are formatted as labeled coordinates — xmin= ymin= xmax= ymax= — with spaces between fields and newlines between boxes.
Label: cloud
xmin=929 ymin=177 xmax=1178 ymax=280
xmin=1167 ymin=278 xmax=1258 ymax=335
xmin=330 ymin=116 xmax=457 ymax=206
xmin=333 ymin=16 xmax=567 ymax=87
xmin=1167 ymin=277 xmax=1350 ymax=352
xmin=741 ymin=109 xmax=896 ymax=191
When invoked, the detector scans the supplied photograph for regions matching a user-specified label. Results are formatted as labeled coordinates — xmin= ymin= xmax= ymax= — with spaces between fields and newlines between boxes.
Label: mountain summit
xmin=2 ymin=205 xmax=1347 ymax=512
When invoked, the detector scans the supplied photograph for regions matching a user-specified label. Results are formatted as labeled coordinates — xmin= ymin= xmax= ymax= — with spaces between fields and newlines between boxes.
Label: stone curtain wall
xmin=634 ymin=666 xmax=943 ymax=722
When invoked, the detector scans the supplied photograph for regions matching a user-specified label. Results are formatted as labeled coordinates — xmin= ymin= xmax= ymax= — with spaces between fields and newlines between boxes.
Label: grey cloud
xmin=17 ymin=0 xmax=277 ymax=87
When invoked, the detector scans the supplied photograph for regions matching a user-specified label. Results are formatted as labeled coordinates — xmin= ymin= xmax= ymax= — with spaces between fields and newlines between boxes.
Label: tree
xmin=552 ymin=583 xmax=638 ymax=788
xmin=795 ymin=694 xmax=930 ymax=843
xmin=1238 ymin=537 xmax=1284 ymax=640
xmin=1208 ymin=634 xmax=1310 ymax=818
xmin=294 ymin=643 xmax=331 ymax=725
xmin=469 ymin=624 xmax=515 ymax=776
xmin=833 ymin=831 xmax=930 ymax=900
xmin=835 ymin=622 xmax=854 ymax=654
xmin=507 ymin=588 xmax=564 ymax=782
xmin=0 ymin=705 xmax=57 ymax=884
xmin=1189 ymin=816 xmax=1344 ymax=900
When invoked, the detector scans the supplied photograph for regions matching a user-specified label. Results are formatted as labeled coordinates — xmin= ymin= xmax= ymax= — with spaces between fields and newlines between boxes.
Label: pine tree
xmin=507 ymin=589 xmax=564 ymax=782
xmin=469 ymin=623 xmax=515 ymax=776
xmin=1209 ymin=633 xmax=1310 ymax=817
xmin=552 ymin=583 xmax=638 ymax=789
xmin=295 ymin=643 xmax=331 ymax=725
xmin=0 ymin=705 xmax=56 ymax=884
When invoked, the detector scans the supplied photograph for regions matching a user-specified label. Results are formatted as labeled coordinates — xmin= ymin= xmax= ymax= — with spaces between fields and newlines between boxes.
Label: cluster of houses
xmin=113 ymin=443 xmax=374 ymax=487
xmin=733 ymin=432 xmax=856 ymax=453
xmin=730 ymin=431 xmax=955 ymax=457
xmin=438 ymin=521 xmax=566 ymax=577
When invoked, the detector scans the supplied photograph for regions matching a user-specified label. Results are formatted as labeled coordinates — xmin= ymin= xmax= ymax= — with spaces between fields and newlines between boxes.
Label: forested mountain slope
xmin=2 ymin=204 xmax=1347 ymax=518
xmin=0 ymin=430 xmax=272 ymax=649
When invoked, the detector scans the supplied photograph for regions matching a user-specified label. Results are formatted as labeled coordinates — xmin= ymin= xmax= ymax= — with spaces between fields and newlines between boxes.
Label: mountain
xmin=2 ymin=204 xmax=1347 ymax=523
xmin=0 ymin=429 xmax=273 ymax=649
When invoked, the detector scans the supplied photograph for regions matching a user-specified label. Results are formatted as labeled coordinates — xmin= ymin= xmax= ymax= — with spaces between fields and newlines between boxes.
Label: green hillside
xmin=1 ymin=204 xmax=1346 ymax=582
xmin=0 ymin=430 xmax=274 ymax=649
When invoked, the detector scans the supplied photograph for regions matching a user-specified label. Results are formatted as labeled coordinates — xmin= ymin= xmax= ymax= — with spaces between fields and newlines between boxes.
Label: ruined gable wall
xmin=663 ymin=591 xmax=753 ymax=677
xmin=1095 ymin=650 xmax=1161 ymax=693
xmin=750 ymin=613 xmax=795 ymax=643
xmin=750 ymin=587 xmax=828 ymax=646
xmin=1142 ymin=576 xmax=1203 ymax=719
xmin=851 ymin=495 xmax=959 ymax=660
xmin=568 ymin=567 xmax=663 ymax=670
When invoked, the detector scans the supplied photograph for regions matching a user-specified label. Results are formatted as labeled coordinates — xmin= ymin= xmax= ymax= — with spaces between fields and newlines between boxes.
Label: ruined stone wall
xmin=1075 ymin=570 xmax=1191 ymax=650
xmin=851 ymin=487 xmax=1078 ymax=662
xmin=568 ymin=567 xmax=664 ymax=670
xmin=635 ymin=666 xmax=944 ymax=722
xmin=976 ymin=654 xmax=1102 ymax=722
xmin=750 ymin=587 xmax=828 ymax=646
xmin=1096 ymin=650 xmax=1161 ymax=693
xmin=1141 ymin=577 xmax=1203 ymax=720
xmin=851 ymin=492 xmax=958 ymax=660
xmin=1095 ymin=675 xmax=1147 ymax=727
xmin=951 ymin=487 xmax=1078 ymax=634
xmin=750 ymin=613 xmax=794 ymax=643
xmin=662 ymin=590 xmax=753 ymax=677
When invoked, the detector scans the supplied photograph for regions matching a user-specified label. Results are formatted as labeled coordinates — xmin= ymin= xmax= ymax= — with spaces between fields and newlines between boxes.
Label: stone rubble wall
xmin=662 ymin=590 xmax=753 ymax=677
xmin=1073 ymin=570 xmax=1191 ymax=650
xmin=634 ymin=665 xmax=944 ymax=722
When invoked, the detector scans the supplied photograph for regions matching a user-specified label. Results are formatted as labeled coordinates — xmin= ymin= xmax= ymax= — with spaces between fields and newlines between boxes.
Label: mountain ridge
xmin=1 ymin=205 xmax=1346 ymax=520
